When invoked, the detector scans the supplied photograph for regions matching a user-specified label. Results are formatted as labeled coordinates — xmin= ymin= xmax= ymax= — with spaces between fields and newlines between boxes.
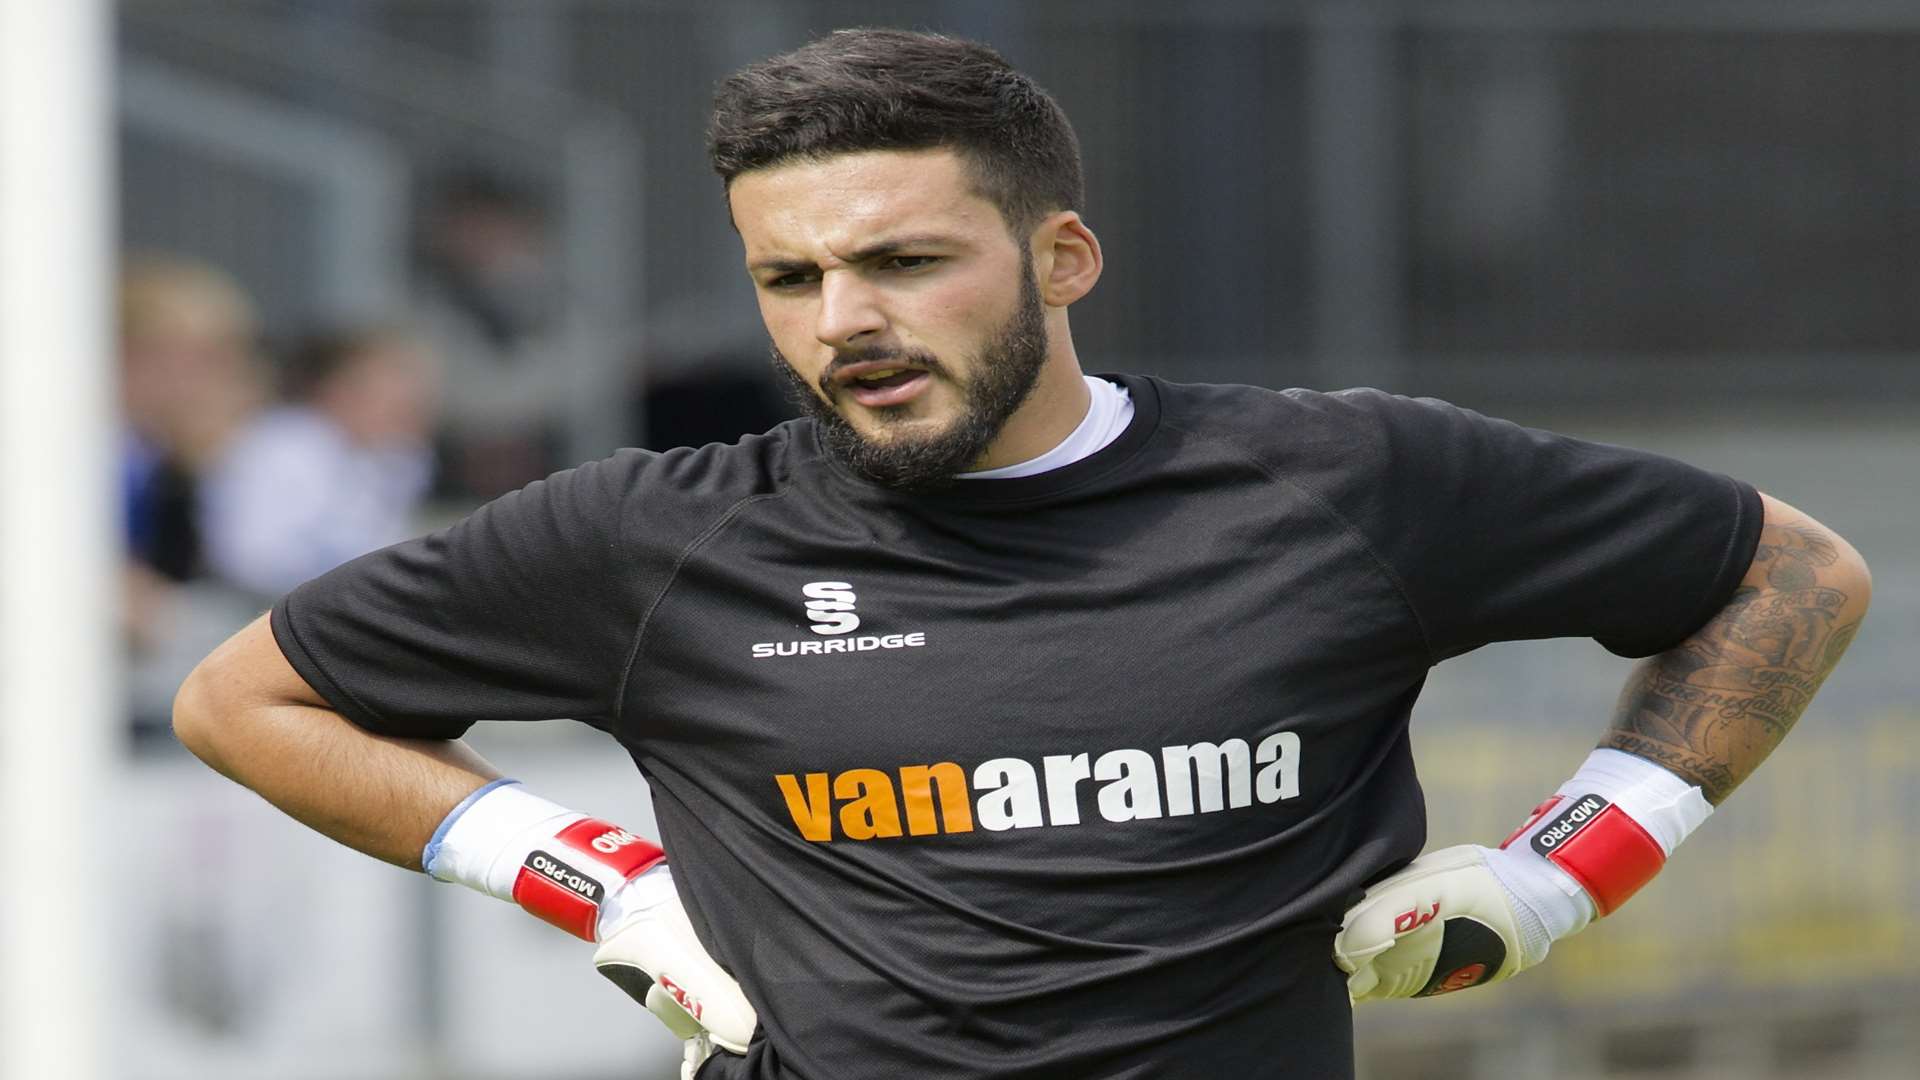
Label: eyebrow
xmin=749 ymin=234 xmax=964 ymax=276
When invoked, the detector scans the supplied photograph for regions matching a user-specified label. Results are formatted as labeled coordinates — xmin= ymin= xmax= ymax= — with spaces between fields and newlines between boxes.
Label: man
xmin=173 ymin=29 xmax=1871 ymax=1080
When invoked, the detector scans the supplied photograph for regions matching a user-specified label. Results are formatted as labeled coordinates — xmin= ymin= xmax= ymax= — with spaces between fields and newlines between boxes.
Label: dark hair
xmin=277 ymin=327 xmax=407 ymax=402
xmin=708 ymin=28 xmax=1084 ymax=238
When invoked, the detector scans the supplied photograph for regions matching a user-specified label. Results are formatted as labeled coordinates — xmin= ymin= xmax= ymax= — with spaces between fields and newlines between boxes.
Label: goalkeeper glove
xmin=593 ymin=866 xmax=756 ymax=1078
xmin=1334 ymin=749 xmax=1712 ymax=1001
xmin=424 ymin=780 xmax=758 ymax=1066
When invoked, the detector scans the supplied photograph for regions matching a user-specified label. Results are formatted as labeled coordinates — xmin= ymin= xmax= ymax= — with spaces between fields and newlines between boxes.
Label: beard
xmin=771 ymin=249 xmax=1050 ymax=491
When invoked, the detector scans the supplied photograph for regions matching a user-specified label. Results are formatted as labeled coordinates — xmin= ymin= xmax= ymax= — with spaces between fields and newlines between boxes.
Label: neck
xmin=972 ymin=331 xmax=1090 ymax=471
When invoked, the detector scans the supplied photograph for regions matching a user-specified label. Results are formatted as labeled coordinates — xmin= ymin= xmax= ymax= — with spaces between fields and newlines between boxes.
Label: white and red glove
xmin=1335 ymin=749 xmax=1712 ymax=1001
xmin=425 ymin=780 xmax=758 ymax=1075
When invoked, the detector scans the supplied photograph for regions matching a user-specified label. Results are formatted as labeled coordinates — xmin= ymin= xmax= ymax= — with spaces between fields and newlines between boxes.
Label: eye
xmin=882 ymin=255 xmax=940 ymax=272
xmin=765 ymin=271 xmax=818 ymax=290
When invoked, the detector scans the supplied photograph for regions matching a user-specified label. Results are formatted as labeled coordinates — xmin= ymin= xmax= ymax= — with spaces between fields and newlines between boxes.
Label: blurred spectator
xmin=413 ymin=167 xmax=570 ymax=499
xmin=118 ymin=254 xmax=267 ymax=735
xmin=201 ymin=327 xmax=440 ymax=598
xmin=119 ymin=255 xmax=265 ymax=586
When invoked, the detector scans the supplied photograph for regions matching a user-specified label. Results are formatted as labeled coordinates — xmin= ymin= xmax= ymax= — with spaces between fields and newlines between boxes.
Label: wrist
xmin=1478 ymin=843 xmax=1591 ymax=968
xmin=426 ymin=780 xmax=666 ymax=941
xmin=1498 ymin=748 xmax=1713 ymax=918
xmin=599 ymin=863 xmax=679 ymax=940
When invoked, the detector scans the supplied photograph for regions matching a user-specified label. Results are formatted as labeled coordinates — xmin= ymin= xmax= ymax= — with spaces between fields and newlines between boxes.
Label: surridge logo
xmin=803 ymin=581 xmax=860 ymax=635
xmin=751 ymin=579 xmax=929 ymax=659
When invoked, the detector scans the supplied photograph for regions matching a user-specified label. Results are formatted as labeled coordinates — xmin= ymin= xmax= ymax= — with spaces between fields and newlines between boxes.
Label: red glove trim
xmin=510 ymin=820 xmax=666 ymax=942
xmin=557 ymin=818 xmax=667 ymax=878
xmin=1521 ymin=796 xmax=1666 ymax=916
xmin=513 ymin=851 xmax=605 ymax=941
xmin=1499 ymin=796 xmax=1561 ymax=850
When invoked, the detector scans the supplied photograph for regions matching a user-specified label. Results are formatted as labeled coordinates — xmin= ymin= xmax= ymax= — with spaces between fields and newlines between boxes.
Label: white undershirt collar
xmin=956 ymin=375 xmax=1134 ymax=480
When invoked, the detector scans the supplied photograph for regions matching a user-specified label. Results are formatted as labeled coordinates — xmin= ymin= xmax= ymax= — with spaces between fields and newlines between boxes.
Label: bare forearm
xmin=174 ymin=614 xmax=501 ymax=870
xmin=185 ymin=701 xmax=498 ymax=870
xmin=1602 ymin=493 xmax=1870 ymax=804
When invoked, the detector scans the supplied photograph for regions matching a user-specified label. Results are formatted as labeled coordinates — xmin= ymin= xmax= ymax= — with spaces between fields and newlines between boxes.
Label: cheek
xmin=760 ymin=311 xmax=828 ymax=391
xmin=916 ymin=275 xmax=1013 ymax=344
xmin=758 ymin=298 xmax=816 ymax=357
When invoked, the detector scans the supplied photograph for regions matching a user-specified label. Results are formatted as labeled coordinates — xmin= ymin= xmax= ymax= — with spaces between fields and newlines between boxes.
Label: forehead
xmin=728 ymin=148 xmax=1002 ymax=261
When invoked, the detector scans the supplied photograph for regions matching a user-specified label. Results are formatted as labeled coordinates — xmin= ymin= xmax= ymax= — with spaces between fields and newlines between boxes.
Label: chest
xmin=624 ymin=490 xmax=1423 ymax=799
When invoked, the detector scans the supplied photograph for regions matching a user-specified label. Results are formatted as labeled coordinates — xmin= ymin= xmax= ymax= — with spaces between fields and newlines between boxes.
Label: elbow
xmin=171 ymin=649 xmax=259 ymax=782
xmin=1756 ymin=493 xmax=1873 ymax=619
xmin=170 ymin=657 xmax=226 ymax=772
xmin=1848 ymin=553 xmax=1873 ymax=612
xmin=166 ymin=610 xmax=335 ymax=797
xmin=1809 ymin=528 xmax=1873 ymax=671
xmin=1828 ymin=530 xmax=1874 ymax=616
xmin=168 ymin=612 xmax=327 ymax=785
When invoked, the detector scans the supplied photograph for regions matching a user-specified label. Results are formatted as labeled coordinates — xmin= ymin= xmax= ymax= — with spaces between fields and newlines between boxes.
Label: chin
xmin=840 ymin=394 xmax=955 ymax=431
xmin=843 ymin=416 xmax=950 ymax=450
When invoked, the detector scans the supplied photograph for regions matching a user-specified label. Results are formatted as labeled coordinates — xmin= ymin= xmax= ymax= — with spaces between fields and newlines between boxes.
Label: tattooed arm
xmin=1335 ymin=494 xmax=1869 ymax=1001
xmin=1601 ymin=492 xmax=1871 ymax=804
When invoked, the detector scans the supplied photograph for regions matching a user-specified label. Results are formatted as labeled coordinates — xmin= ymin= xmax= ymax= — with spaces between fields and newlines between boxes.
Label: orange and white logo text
xmin=776 ymin=732 xmax=1302 ymax=841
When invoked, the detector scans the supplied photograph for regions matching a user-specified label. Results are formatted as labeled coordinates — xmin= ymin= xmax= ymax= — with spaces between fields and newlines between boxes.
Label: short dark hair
xmin=708 ymin=28 xmax=1084 ymax=238
xmin=278 ymin=326 xmax=407 ymax=402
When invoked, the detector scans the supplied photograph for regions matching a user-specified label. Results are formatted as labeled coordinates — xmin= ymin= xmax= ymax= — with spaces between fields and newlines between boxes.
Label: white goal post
xmin=0 ymin=0 xmax=113 ymax=1076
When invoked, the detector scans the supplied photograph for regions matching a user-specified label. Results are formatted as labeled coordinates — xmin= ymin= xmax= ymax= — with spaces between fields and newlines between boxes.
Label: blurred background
xmin=46 ymin=0 xmax=1920 ymax=1077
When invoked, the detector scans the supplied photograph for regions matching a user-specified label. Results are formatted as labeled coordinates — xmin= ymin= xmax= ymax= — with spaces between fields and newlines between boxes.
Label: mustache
xmin=817 ymin=346 xmax=947 ymax=398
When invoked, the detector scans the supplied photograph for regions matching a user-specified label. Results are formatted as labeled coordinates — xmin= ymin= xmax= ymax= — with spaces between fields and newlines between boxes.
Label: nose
xmin=813 ymin=269 xmax=887 ymax=350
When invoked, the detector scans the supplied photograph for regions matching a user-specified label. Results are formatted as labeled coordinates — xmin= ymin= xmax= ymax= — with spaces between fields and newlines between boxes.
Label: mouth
xmin=832 ymin=361 xmax=933 ymax=409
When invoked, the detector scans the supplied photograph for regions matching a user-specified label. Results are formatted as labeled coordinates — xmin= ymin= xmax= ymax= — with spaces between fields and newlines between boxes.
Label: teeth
xmin=855 ymin=368 xmax=904 ymax=382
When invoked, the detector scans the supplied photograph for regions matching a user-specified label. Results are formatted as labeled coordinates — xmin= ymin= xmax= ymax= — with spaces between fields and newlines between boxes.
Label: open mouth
xmin=836 ymin=365 xmax=932 ymax=408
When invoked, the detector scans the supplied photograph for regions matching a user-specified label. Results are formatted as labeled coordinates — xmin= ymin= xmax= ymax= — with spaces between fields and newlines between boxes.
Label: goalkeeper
xmin=172 ymin=27 xmax=1871 ymax=1080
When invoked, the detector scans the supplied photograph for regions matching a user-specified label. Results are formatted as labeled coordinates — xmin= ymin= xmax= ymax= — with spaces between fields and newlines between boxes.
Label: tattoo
xmin=1822 ymin=620 xmax=1862 ymax=670
xmin=1753 ymin=522 xmax=1838 ymax=588
xmin=1602 ymin=513 xmax=1864 ymax=804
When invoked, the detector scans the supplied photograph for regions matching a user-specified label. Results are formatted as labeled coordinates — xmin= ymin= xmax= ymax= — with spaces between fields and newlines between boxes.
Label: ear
xmin=1031 ymin=211 xmax=1102 ymax=307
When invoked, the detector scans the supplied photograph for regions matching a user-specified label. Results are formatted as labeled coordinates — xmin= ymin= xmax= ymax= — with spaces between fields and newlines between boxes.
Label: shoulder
xmin=419 ymin=420 xmax=815 ymax=581
xmin=629 ymin=418 xmax=810 ymax=499
xmin=510 ymin=419 xmax=812 ymax=548
xmin=1146 ymin=377 xmax=1443 ymax=429
xmin=1143 ymin=378 xmax=1470 ymax=475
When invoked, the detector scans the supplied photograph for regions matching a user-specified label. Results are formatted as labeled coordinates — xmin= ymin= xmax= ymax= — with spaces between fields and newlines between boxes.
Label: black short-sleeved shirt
xmin=273 ymin=376 xmax=1762 ymax=1079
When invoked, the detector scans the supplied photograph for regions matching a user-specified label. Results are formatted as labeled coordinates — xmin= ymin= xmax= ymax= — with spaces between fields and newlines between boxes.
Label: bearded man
xmin=175 ymin=28 xmax=1871 ymax=1080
